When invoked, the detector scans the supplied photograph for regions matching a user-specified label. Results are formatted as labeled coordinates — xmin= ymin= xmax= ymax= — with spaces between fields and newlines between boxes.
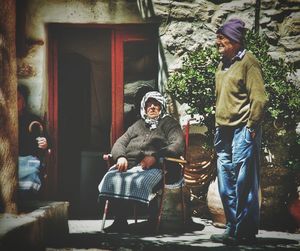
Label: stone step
xmin=0 ymin=201 xmax=69 ymax=251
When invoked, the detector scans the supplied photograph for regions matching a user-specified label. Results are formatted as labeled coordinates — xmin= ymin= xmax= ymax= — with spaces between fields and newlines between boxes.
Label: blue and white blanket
xmin=18 ymin=155 xmax=42 ymax=191
xmin=98 ymin=165 xmax=162 ymax=204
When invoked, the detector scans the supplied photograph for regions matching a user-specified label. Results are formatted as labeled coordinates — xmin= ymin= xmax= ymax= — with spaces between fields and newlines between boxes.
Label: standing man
xmin=211 ymin=19 xmax=267 ymax=245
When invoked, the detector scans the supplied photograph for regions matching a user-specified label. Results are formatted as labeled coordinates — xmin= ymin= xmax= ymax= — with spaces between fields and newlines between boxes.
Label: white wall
xmin=18 ymin=0 xmax=148 ymax=115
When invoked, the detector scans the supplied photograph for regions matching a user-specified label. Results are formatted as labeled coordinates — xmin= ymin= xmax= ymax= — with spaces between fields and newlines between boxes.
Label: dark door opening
xmin=48 ymin=24 xmax=159 ymax=219
xmin=57 ymin=28 xmax=111 ymax=219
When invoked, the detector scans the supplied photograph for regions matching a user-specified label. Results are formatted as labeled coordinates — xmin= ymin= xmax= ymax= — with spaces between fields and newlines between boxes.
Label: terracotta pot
xmin=183 ymin=133 xmax=217 ymax=219
xmin=207 ymin=178 xmax=226 ymax=228
xmin=260 ymin=165 xmax=296 ymax=231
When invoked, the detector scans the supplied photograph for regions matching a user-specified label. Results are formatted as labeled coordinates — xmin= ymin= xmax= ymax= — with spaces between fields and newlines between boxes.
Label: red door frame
xmin=112 ymin=28 xmax=158 ymax=143
xmin=47 ymin=23 xmax=158 ymax=197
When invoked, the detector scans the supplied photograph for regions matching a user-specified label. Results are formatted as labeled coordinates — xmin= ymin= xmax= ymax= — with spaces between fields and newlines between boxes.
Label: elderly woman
xmin=98 ymin=91 xmax=185 ymax=233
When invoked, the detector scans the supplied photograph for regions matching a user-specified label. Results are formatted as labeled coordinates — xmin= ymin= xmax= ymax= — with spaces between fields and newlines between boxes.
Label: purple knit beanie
xmin=217 ymin=19 xmax=245 ymax=43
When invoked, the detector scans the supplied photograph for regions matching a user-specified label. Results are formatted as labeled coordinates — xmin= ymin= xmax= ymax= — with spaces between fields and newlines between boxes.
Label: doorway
xmin=48 ymin=24 xmax=159 ymax=219
xmin=56 ymin=28 xmax=111 ymax=218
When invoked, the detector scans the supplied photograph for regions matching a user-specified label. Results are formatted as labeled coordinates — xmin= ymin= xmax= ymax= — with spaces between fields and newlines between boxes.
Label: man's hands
xmin=116 ymin=155 xmax=156 ymax=172
xmin=247 ymin=127 xmax=256 ymax=139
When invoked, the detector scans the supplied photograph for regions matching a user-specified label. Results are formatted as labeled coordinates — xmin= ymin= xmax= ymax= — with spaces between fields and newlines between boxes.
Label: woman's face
xmin=145 ymin=98 xmax=161 ymax=119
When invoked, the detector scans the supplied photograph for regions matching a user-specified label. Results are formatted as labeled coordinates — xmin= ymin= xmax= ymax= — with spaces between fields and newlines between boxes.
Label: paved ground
xmin=46 ymin=218 xmax=300 ymax=250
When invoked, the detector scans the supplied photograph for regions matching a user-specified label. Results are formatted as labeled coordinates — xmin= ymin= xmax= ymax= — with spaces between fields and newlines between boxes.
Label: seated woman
xmin=98 ymin=91 xmax=185 ymax=233
xmin=18 ymin=84 xmax=50 ymax=201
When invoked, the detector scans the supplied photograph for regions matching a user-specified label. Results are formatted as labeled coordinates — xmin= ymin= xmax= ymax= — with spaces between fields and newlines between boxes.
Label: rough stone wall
xmin=17 ymin=0 xmax=300 ymax=116
xmin=152 ymin=0 xmax=300 ymax=85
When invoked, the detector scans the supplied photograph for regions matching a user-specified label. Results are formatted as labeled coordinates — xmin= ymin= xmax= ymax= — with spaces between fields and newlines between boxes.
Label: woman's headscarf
xmin=140 ymin=91 xmax=167 ymax=130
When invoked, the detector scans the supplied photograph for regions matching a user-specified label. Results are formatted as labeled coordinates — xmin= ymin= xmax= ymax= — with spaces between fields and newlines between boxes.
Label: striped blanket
xmin=98 ymin=165 xmax=163 ymax=204
xmin=18 ymin=155 xmax=42 ymax=191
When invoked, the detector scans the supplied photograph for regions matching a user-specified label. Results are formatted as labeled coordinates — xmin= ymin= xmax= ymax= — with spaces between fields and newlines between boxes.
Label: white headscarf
xmin=140 ymin=91 xmax=167 ymax=130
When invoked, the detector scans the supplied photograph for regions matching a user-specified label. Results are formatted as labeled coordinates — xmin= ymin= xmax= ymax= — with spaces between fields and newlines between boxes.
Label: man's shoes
xmin=103 ymin=219 xmax=129 ymax=233
xmin=223 ymin=235 xmax=257 ymax=246
xmin=210 ymin=231 xmax=230 ymax=243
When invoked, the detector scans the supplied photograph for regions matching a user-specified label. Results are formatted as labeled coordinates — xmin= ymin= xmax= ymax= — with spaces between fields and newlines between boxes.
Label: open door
xmin=48 ymin=24 xmax=158 ymax=219
xmin=111 ymin=26 xmax=159 ymax=143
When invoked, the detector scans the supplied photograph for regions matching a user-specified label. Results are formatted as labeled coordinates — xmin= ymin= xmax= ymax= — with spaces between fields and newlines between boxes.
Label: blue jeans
xmin=214 ymin=125 xmax=261 ymax=237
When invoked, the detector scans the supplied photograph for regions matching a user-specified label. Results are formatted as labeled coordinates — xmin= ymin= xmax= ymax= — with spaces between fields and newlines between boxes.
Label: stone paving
xmin=46 ymin=218 xmax=300 ymax=250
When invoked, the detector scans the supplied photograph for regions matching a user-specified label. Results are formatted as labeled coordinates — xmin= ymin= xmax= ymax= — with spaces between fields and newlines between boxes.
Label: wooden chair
xmin=99 ymin=153 xmax=187 ymax=233
xmin=99 ymin=117 xmax=217 ymax=233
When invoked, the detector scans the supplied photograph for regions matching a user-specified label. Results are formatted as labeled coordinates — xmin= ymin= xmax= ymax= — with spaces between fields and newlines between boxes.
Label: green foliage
xmin=246 ymin=30 xmax=300 ymax=169
xmin=167 ymin=30 xmax=300 ymax=168
xmin=167 ymin=46 xmax=220 ymax=146
xmin=245 ymin=31 xmax=300 ymax=127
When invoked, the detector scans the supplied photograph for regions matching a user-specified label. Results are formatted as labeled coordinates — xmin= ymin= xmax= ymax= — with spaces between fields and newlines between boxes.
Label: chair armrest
xmin=102 ymin=153 xmax=113 ymax=169
xmin=164 ymin=157 xmax=187 ymax=164
xmin=103 ymin=153 xmax=112 ymax=161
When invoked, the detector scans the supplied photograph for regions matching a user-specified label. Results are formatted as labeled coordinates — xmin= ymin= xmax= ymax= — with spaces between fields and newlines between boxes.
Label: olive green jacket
xmin=215 ymin=51 xmax=268 ymax=129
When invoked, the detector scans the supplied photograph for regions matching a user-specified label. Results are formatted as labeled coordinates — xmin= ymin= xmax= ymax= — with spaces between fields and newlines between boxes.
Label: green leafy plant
xmin=167 ymin=30 xmax=300 ymax=168
xmin=245 ymin=31 xmax=299 ymax=127
xmin=246 ymin=30 xmax=300 ymax=169
xmin=167 ymin=46 xmax=220 ymax=148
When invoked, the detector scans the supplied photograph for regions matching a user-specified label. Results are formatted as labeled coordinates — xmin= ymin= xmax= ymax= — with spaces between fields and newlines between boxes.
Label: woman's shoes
xmin=103 ymin=219 xmax=129 ymax=233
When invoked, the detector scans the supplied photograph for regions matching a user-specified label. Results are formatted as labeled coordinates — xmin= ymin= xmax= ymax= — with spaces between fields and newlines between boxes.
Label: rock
xmin=286 ymin=50 xmax=300 ymax=66
xmin=266 ymin=20 xmax=279 ymax=31
xmin=265 ymin=30 xmax=280 ymax=44
xmin=263 ymin=9 xmax=284 ymax=18
xmin=279 ymin=35 xmax=300 ymax=51
xmin=261 ymin=16 xmax=272 ymax=26
xmin=261 ymin=0 xmax=277 ymax=9
xmin=279 ymin=12 xmax=300 ymax=36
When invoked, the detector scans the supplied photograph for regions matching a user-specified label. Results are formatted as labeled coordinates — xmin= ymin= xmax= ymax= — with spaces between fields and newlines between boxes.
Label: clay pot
xmin=160 ymin=183 xmax=188 ymax=231
xmin=289 ymin=186 xmax=300 ymax=230
xmin=207 ymin=178 xmax=226 ymax=228
xmin=260 ymin=165 xmax=296 ymax=231
xmin=183 ymin=133 xmax=217 ymax=220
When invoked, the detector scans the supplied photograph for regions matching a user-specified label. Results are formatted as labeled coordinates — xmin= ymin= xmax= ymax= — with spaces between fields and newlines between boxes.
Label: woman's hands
xmin=36 ymin=137 xmax=48 ymax=149
xmin=116 ymin=155 xmax=156 ymax=172
xmin=116 ymin=157 xmax=128 ymax=172
xmin=140 ymin=156 xmax=156 ymax=170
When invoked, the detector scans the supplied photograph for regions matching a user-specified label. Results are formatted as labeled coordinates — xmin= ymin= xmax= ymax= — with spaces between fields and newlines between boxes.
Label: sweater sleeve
xmin=245 ymin=61 xmax=268 ymax=129
xmin=111 ymin=125 xmax=133 ymax=161
xmin=155 ymin=117 xmax=185 ymax=158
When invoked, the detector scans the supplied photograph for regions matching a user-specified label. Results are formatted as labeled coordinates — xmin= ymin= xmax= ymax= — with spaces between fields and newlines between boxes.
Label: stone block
xmin=0 ymin=201 xmax=69 ymax=250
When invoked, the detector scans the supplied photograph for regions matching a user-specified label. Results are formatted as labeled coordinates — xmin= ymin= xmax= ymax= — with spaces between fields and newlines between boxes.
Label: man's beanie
xmin=217 ymin=18 xmax=245 ymax=43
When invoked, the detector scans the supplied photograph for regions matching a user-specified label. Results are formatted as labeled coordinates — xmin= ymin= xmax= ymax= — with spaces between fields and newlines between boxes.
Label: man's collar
xmin=233 ymin=49 xmax=246 ymax=61
xmin=222 ymin=49 xmax=246 ymax=69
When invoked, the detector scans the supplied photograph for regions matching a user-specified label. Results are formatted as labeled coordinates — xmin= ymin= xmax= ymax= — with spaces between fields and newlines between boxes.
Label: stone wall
xmin=152 ymin=0 xmax=300 ymax=86
xmin=18 ymin=0 xmax=300 ymax=115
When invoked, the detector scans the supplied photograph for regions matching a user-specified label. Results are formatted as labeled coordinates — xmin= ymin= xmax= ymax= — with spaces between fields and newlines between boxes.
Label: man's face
xmin=145 ymin=98 xmax=161 ymax=119
xmin=216 ymin=33 xmax=241 ymax=59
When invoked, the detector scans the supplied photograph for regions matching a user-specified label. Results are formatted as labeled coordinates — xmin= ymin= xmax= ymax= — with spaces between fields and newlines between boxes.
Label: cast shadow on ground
xmin=51 ymin=220 xmax=299 ymax=250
